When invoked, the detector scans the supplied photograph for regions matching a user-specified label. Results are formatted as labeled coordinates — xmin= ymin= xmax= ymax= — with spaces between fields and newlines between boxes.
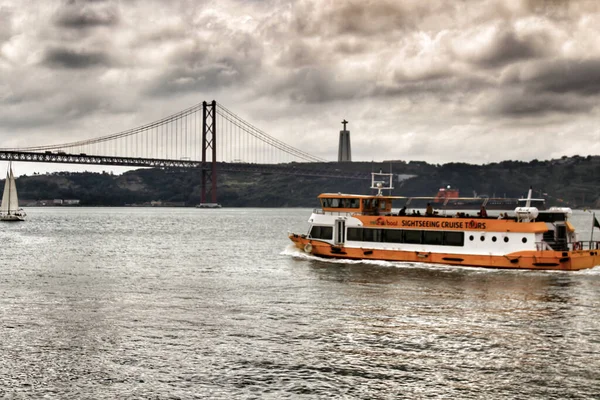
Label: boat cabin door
xmin=335 ymin=219 xmax=346 ymax=245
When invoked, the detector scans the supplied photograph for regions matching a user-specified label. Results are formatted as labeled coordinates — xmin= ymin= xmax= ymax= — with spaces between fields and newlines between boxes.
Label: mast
xmin=591 ymin=212 xmax=596 ymax=244
xmin=7 ymin=161 xmax=12 ymax=215
xmin=525 ymin=186 xmax=532 ymax=208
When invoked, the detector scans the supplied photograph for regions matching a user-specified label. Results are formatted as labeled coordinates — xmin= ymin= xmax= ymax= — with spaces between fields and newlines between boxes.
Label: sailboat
xmin=0 ymin=162 xmax=26 ymax=222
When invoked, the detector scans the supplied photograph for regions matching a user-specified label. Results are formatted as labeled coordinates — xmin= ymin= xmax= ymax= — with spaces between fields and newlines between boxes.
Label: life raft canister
xmin=304 ymin=243 xmax=313 ymax=253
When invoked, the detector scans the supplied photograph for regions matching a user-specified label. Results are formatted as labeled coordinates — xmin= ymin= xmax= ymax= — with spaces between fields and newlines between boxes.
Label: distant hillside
xmin=7 ymin=155 xmax=600 ymax=208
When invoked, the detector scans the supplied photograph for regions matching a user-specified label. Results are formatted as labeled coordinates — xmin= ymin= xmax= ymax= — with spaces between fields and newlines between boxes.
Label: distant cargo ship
xmin=196 ymin=203 xmax=222 ymax=209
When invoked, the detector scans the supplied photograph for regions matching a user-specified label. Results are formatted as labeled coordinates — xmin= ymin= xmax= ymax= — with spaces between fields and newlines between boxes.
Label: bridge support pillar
xmin=201 ymin=100 xmax=217 ymax=204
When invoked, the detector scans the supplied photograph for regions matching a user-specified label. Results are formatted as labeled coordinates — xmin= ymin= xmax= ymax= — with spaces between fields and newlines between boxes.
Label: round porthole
xmin=469 ymin=235 xmax=474 ymax=241
xmin=480 ymin=236 xmax=485 ymax=241
xmin=504 ymin=237 xmax=509 ymax=243
xmin=492 ymin=236 xmax=497 ymax=242
xmin=522 ymin=237 xmax=527 ymax=243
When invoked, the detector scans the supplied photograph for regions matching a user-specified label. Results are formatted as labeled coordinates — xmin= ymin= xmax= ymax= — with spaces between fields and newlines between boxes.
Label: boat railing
xmin=570 ymin=241 xmax=600 ymax=251
xmin=536 ymin=241 xmax=600 ymax=251
xmin=535 ymin=242 xmax=554 ymax=251
xmin=312 ymin=209 xmax=356 ymax=217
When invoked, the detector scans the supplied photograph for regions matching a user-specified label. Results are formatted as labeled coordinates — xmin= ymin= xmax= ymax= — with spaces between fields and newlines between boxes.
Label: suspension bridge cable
xmin=216 ymin=103 xmax=326 ymax=163
xmin=1 ymin=101 xmax=327 ymax=163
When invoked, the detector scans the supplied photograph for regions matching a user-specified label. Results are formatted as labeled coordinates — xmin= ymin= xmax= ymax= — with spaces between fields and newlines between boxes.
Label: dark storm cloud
xmin=333 ymin=39 xmax=370 ymax=55
xmin=144 ymin=32 xmax=263 ymax=97
xmin=0 ymin=75 xmax=132 ymax=133
xmin=458 ymin=25 xmax=552 ymax=68
xmin=291 ymin=0 xmax=428 ymax=37
xmin=0 ymin=111 xmax=58 ymax=130
xmin=0 ymin=8 xmax=13 ymax=43
xmin=54 ymin=1 xmax=120 ymax=29
xmin=41 ymin=47 xmax=114 ymax=69
xmin=376 ymin=72 xmax=492 ymax=100
xmin=485 ymin=90 xmax=593 ymax=117
xmin=264 ymin=67 xmax=364 ymax=104
xmin=140 ymin=25 xmax=188 ymax=43
xmin=276 ymin=41 xmax=323 ymax=68
xmin=49 ymin=93 xmax=134 ymax=121
xmin=521 ymin=0 xmax=600 ymax=18
xmin=503 ymin=59 xmax=600 ymax=95
xmin=146 ymin=63 xmax=244 ymax=96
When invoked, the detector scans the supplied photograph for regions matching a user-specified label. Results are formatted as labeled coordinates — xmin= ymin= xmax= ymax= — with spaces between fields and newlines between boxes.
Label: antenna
xmin=371 ymin=171 xmax=394 ymax=196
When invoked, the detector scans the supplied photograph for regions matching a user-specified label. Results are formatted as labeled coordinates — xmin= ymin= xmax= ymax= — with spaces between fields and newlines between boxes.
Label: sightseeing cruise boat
xmin=289 ymin=172 xmax=600 ymax=271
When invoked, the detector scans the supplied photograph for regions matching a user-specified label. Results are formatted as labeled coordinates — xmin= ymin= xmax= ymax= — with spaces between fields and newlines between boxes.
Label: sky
xmin=1 ymin=0 xmax=600 ymax=176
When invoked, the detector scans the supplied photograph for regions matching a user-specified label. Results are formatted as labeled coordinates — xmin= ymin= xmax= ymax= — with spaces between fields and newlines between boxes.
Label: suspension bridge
xmin=0 ymin=101 xmax=370 ymax=204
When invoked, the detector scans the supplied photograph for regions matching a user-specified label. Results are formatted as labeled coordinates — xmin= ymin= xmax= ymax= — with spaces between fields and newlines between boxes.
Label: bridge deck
xmin=0 ymin=150 xmax=370 ymax=180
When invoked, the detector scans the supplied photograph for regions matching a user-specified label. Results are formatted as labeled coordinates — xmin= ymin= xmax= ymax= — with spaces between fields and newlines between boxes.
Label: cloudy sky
xmin=1 ymin=0 xmax=600 ymax=175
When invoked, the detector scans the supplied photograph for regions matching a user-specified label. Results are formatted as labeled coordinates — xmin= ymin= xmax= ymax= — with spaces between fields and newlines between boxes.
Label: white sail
xmin=0 ymin=169 xmax=10 ymax=213
xmin=8 ymin=167 xmax=19 ymax=213
xmin=0 ymin=164 xmax=20 ymax=214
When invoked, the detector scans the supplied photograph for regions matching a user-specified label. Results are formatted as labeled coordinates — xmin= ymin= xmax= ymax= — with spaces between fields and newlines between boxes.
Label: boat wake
xmin=281 ymin=244 xmax=489 ymax=273
xmin=281 ymin=244 xmax=401 ymax=267
xmin=573 ymin=265 xmax=600 ymax=275
xmin=280 ymin=244 xmax=600 ymax=275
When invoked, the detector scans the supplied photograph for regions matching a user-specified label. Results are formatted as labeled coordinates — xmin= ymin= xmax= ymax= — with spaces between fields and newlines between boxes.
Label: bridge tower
xmin=338 ymin=119 xmax=352 ymax=162
xmin=201 ymin=100 xmax=217 ymax=204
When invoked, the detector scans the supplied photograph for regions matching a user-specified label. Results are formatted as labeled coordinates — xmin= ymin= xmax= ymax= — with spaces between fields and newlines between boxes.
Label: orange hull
xmin=289 ymin=235 xmax=600 ymax=271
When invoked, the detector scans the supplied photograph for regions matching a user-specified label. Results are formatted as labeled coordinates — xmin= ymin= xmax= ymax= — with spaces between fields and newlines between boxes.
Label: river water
xmin=1 ymin=207 xmax=599 ymax=399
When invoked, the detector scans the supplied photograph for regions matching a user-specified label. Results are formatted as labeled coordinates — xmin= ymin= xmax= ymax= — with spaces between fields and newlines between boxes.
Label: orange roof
xmin=318 ymin=193 xmax=402 ymax=200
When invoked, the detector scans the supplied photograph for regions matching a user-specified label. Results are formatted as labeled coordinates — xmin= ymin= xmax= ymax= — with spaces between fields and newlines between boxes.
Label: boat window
xmin=504 ymin=237 xmax=509 ymax=243
xmin=332 ymin=198 xmax=360 ymax=209
xmin=480 ymin=236 xmax=485 ymax=241
xmin=384 ymin=229 xmax=404 ymax=243
xmin=469 ymin=235 xmax=474 ymax=241
xmin=404 ymin=230 xmax=422 ymax=244
xmin=309 ymin=225 xmax=333 ymax=240
xmin=492 ymin=236 xmax=497 ymax=242
xmin=444 ymin=232 xmax=464 ymax=247
xmin=345 ymin=228 xmax=464 ymax=247
xmin=321 ymin=198 xmax=361 ymax=209
xmin=347 ymin=227 xmax=363 ymax=241
xmin=423 ymin=231 xmax=443 ymax=245
xmin=522 ymin=237 xmax=527 ymax=243
xmin=363 ymin=228 xmax=383 ymax=242
xmin=322 ymin=198 xmax=351 ymax=208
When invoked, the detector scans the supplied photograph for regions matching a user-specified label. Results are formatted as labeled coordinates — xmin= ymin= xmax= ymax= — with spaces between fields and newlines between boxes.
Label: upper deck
xmin=316 ymin=192 xmax=574 ymax=233
xmin=318 ymin=193 xmax=395 ymax=215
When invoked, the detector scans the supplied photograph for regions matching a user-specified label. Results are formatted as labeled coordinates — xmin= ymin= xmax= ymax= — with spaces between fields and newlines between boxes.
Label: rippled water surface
xmin=1 ymin=207 xmax=599 ymax=399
